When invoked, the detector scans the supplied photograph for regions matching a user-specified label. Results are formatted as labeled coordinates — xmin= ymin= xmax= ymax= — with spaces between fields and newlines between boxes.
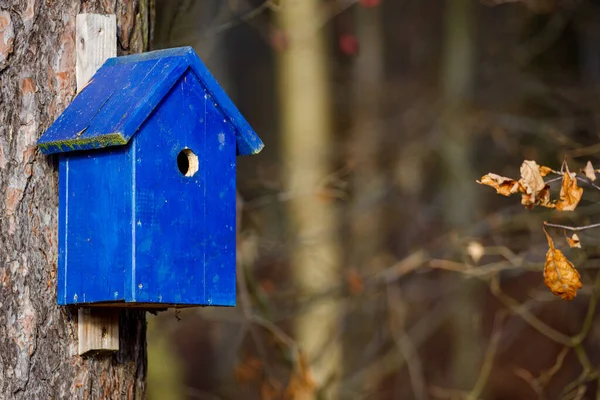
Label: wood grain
xmin=76 ymin=14 xmax=117 ymax=89
xmin=75 ymin=12 xmax=121 ymax=357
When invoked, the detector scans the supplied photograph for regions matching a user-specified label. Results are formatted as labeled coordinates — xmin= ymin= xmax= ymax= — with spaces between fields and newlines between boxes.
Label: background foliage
xmin=147 ymin=1 xmax=600 ymax=399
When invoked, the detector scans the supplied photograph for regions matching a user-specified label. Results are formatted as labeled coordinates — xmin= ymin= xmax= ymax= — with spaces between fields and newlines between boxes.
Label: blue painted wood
xmin=37 ymin=47 xmax=264 ymax=156
xmin=40 ymin=47 xmax=263 ymax=308
xmin=132 ymin=70 xmax=236 ymax=305
xmin=102 ymin=47 xmax=261 ymax=155
xmin=199 ymin=74 xmax=237 ymax=306
xmin=58 ymin=145 xmax=133 ymax=305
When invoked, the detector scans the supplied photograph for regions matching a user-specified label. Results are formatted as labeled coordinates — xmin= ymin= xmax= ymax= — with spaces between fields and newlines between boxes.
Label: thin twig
xmin=545 ymin=176 xmax=563 ymax=185
xmin=342 ymin=300 xmax=452 ymax=395
xmin=544 ymin=171 xmax=600 ymax=191
xmin=543 ymin=221 xmax=600 ymax=232
xmin=236 ymin=194 xmax=278 ymax=380
xmin=516 ymin=12 xmax=569 ymax=67
xmin=490 ymin=275 xmax=572 ymax=346
xmin=204 ymin=0 xmax=274 ymax=37
xmin=514 ymin=368 xmax=545 ymax=399
xmin=250 ymin=315 xmax=298 ymax=350
xmin=386 ymin=285 xmax=428 ymax=400
xmin=575 ymin=176 xmax=600 ymax=192
xmin=571 ymin=271 xmax=600 ymax=346
xmin=466 ymin=312 xmax=504 ymax=400
xmin=183 ymin=386 xmax=224 ymax=400
xmin=539 ymin=347 xmax=569 ymax=387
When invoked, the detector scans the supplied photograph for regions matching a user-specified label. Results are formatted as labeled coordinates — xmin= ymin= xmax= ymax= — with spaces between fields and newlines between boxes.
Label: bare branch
xmin=490 ymin=275 xmax=572 ymax=346
xmin=386 ymin=285 xmax=428 ymax=400
xmin=545 ymin=176 xmax=563 ymax=185
xmin=575 ymin=176 xmax=600 ymax=192
xmin=466 ymin=312 xmax=504 ymax=400
xmin=543 ymin=221 xmax=600 ymax=232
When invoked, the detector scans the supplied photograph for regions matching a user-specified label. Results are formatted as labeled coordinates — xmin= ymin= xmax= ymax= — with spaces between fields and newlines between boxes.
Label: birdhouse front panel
xmin=133 ymin=70 xmax=237 ymax=306
xmin=38 ymin=47 xmax=263 ymax=308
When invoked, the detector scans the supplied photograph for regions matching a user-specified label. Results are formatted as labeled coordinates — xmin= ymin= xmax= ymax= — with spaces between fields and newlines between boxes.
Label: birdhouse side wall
xmin=131 ymin=70 xmax=237 ymax=306
xmin=58 ymin=145 xmax=134 ymax=305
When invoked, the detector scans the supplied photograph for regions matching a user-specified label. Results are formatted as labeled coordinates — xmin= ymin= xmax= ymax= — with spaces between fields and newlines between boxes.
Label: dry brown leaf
xmin=537 ymin=185 xmax=556 ymax=209
xmin=556 ymin=166 xmax=583 ymax=211
xmin=566 ymin=233 xmax=581 ymax=249
xmin=520 ymin=160 xmax=546 ymax=196
xmin=519 ymin=180 xmax=535 ymax=208
xmin=582 ymin=161 xmax=597 ymax=181
xmin=519 ymin=160 xmax=550 ymax=209
xmin=519 ymin=182 xmax=555 ymax=209
xmin=234 ymin=357 xmax=263 ymax=383
xmin=543 ymin=230 xmax=582 ymax=300
xmin=345 ymin=268 xmax=364 ymax=295
xmin=467 ymin=241 xmax=485 ymax=263
xmin=261 ymin=381 xmax=281 ymax=400
xmin=477 ymin=173 xmax=520 ymax=196
xmin=539 ymin=165 xmax=554 ymax=177
xmin=285 ymin=353 xmax=316 ymax=399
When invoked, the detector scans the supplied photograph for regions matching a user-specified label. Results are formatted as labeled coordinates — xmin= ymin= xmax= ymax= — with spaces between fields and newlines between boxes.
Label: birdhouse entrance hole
xmin=177 ymin=149 xmax=199 ymax=177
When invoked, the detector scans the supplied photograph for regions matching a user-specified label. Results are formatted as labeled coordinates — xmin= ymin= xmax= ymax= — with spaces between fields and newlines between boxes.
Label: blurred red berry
xmin=270 ymin=29 xmax=289 ymax=52
xmin=339 ymin=34 xmax=359 ymax=56
xmin=360 ymin=0 xmax=381 ymax=7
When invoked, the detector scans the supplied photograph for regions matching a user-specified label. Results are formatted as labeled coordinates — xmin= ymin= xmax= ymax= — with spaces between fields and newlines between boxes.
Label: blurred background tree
xmin=148 ymin=0 xmax=600 ymax=399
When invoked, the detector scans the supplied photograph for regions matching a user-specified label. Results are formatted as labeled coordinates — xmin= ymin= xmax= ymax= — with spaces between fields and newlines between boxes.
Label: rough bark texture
xmin=0 ymin=0 xmax=151 ymax=397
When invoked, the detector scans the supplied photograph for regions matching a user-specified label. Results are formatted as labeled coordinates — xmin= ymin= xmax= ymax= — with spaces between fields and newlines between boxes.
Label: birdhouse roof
xmin=37 ymin=47 xmax=264 ymax=156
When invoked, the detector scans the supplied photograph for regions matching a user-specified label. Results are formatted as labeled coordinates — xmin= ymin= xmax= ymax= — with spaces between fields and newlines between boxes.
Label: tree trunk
xmin=439 ymin=0 xmax=482 ymax=391
xmin=345 ymin=3 xmax=386 ymax=393
xmin=0 ymin=1 xmax=151 ymax=397
xmin=276 ymin=1 xmax=341 ymax=397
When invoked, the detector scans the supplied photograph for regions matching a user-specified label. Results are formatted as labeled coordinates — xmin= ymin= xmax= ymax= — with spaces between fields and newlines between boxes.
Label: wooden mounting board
xmin=75 ymin=13 xmax=120 ymax=356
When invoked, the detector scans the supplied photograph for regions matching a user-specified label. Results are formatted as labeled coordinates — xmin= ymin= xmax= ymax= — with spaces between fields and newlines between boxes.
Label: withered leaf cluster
xmin=478 ymin=160 xmax=583 ymax=210
xmin=478 ymin=159 xmax=591 ymax=301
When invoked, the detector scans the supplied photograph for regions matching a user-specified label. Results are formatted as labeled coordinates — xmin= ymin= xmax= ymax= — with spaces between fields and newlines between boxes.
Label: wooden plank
xmin=75 ymin=13 xmax=120 ymax=356
xmin=76 ymin=14 xmax=116 ymax=88
xmin=78 ymin=308 xmax=119 ymax=355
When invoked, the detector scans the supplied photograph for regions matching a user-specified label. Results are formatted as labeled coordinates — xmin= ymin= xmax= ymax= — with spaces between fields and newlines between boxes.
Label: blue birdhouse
xmin=37 ymin=47 xmax=263 ymax=308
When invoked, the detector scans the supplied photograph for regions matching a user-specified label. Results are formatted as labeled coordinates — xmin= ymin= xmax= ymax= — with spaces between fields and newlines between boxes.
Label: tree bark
xmin=0 ymin=1 xmax=151 ymax=397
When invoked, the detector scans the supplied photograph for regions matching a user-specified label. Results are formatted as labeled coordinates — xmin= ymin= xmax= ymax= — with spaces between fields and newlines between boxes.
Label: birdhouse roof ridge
xmin=37 ymin=46 xmax=264 ymax=156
